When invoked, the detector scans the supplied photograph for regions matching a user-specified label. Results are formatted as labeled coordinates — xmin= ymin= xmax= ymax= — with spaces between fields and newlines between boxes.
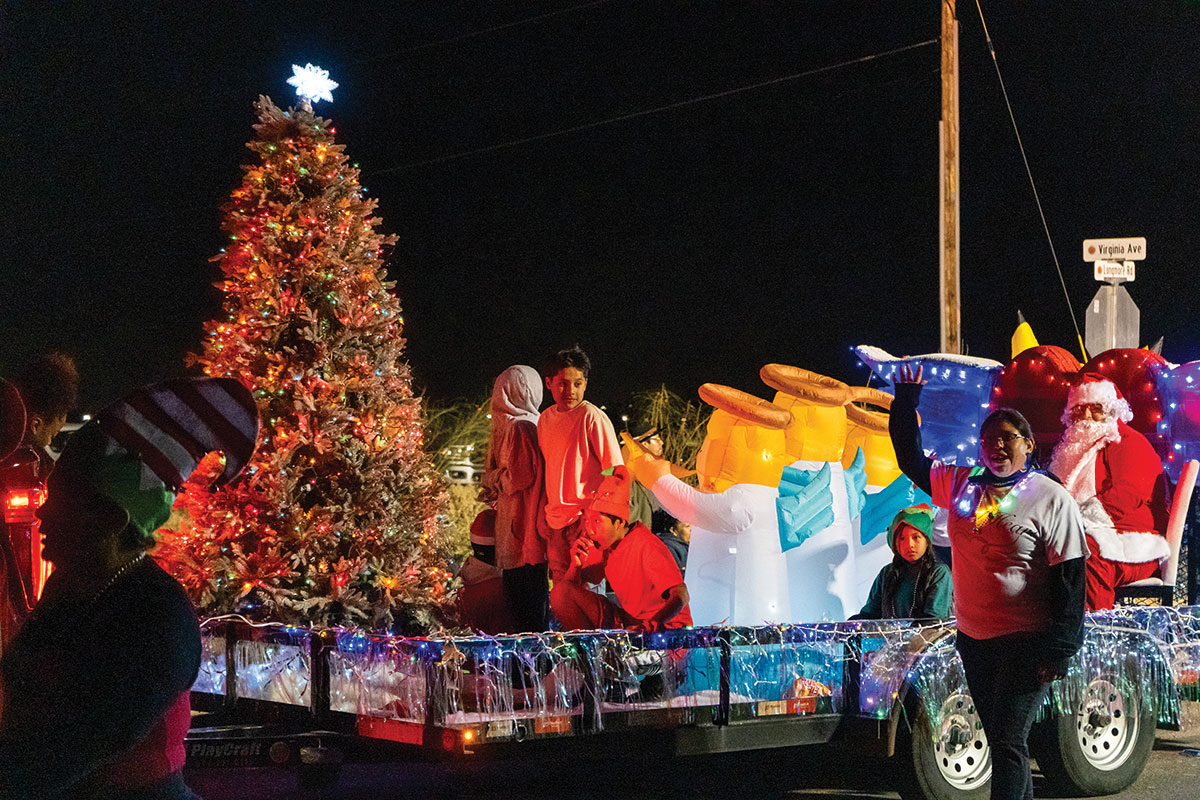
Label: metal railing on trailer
xmin=185 ymin=619 xmax=926 ymax=766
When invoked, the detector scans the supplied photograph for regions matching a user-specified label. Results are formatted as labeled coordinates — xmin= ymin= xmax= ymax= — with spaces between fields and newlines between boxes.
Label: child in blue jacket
xmin=854 ymin=504 xmax=952 ymax=622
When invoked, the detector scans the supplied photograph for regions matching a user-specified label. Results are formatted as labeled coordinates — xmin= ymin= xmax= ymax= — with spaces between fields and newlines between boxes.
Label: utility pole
xmin=939 ymin=0 xmax=961 ymax=354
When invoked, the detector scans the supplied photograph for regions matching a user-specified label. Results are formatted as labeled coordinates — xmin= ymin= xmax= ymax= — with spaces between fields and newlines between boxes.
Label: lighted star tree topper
xmin=287 ymin=62 xmax=339 ymax=105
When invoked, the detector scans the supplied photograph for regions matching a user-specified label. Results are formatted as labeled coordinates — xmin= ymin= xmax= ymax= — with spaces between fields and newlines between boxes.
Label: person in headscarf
xmin=480 ymin=365 xmax=549 ymax=632
xmin=0 ymin=377 xmax=258 ymax=800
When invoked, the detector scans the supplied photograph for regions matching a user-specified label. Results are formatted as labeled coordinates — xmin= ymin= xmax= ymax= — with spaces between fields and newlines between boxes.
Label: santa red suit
xmin=1050 ymin=376 xmax=1169 ymax=611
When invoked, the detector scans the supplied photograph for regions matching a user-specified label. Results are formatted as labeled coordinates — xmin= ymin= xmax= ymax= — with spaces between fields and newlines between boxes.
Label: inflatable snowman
xmin=628 ymin=384 xmax=793 ymax=626
xmin=760 ymin=365 xmax=860 ymax=622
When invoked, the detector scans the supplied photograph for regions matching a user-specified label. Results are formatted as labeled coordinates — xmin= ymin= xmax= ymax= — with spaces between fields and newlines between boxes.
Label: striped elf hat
xmin=56 ymin=377 xmax=259 ymax=542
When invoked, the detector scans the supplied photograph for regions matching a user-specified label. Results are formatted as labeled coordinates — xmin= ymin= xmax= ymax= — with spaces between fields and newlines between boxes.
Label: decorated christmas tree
xmin=161 ymin=74 xmax=453 ymax=630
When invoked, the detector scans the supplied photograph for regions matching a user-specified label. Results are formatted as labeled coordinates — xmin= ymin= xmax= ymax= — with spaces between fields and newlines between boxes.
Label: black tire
xmin=897 ymin=692 xmax=991 ymax=800
xmin=1032 ymin=673 xmax=1156 ymax=796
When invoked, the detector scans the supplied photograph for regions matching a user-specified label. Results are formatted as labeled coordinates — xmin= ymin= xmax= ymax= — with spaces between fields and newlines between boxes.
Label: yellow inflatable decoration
xmin=760 ymin=364 xmax=852 ymax=463
xmin=693 ymin=384 xmax=791 ymax=493
xmin=842 ymin=387 xmax=902 ymax=487
xmin=1011 ymin=310 xmax=1040 ymax=359
xmin=620 ymin=435 xmax=694 ymax=486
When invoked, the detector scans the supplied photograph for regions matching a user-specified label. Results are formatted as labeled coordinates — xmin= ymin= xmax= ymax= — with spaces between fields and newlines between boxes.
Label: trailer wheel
xmin=899 ymin=692 xmax=991 ymax=800
xmin=1033 ymin=673 xmax=1156 ymax=796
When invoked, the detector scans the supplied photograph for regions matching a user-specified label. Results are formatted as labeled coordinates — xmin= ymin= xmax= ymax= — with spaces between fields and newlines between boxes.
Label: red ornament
xmin=992 ymin=345 xmax=1081 ymax=454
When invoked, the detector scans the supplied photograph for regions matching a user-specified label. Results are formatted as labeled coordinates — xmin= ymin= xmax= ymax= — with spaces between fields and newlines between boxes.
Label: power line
xmin=973 ymin=0 xmax=1086 ymax=360
xmin=351 ymin=0 xmax=617 ymax=64
xmin=368 ymin=38 xmax=938 ymax=176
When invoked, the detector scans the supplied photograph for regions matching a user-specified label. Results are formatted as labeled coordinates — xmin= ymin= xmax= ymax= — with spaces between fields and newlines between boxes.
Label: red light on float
xmin=4 ymin=488 xmax=42 ymax=524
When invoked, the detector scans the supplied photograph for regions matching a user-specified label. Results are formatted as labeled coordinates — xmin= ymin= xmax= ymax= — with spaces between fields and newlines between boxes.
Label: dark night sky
xmin=2 ymin=1 xmax=1198 ymax=414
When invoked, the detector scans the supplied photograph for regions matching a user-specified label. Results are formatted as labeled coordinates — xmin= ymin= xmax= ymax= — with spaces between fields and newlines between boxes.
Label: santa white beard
xmin=1050 ymin=418 xmax=1121 ymax=485
xmin=1050 ymin=417 xmax=1169 ymax=564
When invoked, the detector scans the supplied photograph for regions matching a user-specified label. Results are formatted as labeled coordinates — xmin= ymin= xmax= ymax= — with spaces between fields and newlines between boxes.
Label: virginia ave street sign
xmin=1083 ymin=237 xmax=1146 ymax=262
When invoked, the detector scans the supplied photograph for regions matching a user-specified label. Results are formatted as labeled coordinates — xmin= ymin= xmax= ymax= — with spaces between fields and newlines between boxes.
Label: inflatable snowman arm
xmin=648 ymin=473 xmax=755 ymax=534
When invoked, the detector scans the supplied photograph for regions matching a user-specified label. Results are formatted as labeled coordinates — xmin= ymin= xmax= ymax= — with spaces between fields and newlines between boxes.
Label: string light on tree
xmin=156 ymin=77 xmax=452 ymax=632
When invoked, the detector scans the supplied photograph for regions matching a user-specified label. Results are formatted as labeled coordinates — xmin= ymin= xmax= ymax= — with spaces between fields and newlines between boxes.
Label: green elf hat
xmin=887 ymin=504 xmax=936 ymax=552
xmin=54 ymin=377 xmax=259 ymax=543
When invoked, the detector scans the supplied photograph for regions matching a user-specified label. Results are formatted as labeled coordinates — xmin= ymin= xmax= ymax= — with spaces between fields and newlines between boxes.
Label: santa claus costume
xmin=1049 ymin=375 xmax=1169 ymax=611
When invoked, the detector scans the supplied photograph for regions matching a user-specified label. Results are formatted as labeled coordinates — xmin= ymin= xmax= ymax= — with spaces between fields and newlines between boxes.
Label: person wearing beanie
xmin=469 ymin=507 xmax=498 ymax=565
xmin=0 ymin=377 xmax=258 ymax=800
xmin=550 ymin=466 xmax=691 ymax=632
xmin=1049 ymin=373 xmax=1169 ymax=611
xmin=852 ymin=505 xmax=952 ymax=621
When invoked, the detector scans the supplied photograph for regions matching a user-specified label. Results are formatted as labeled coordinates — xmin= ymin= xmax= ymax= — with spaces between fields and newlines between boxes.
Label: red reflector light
xmin=4 ymin=488 xmax=43 ymax=523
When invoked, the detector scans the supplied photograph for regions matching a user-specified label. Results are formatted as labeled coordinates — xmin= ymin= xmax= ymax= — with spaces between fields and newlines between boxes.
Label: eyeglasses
xmin=981 ymin=432 xmax=1028 ymax=447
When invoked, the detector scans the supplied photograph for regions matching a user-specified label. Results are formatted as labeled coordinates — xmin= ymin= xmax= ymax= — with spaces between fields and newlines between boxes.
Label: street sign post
xmin=1084 ymin=237 xmax=1144 ymax=355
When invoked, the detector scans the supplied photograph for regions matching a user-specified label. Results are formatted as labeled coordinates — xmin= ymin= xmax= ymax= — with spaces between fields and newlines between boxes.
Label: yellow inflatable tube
xmin=760 ymin=364 xmax=852 ymax=463
xmin=693 ymin=383 xmax=791 ymax=493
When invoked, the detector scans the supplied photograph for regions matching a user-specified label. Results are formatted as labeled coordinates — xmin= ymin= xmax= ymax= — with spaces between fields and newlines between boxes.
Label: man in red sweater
xmin=550 ymin=466 xmax=691 ymax=632
xmin=1049 ymin=374 xmax=1169 ymax=611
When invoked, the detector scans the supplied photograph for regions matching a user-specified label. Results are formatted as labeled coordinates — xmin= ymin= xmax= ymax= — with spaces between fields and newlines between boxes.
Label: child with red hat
xmin=454 ymin=509 xmax=516 ymax=634
xmin=550 ymin=466 xmax=691 ymax=632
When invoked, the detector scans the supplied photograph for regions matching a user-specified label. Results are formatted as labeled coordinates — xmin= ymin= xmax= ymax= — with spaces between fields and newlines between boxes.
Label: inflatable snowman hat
xmin=694 ymin=383 xmax=792 ymax=492
xmin=760 ymin=364 xmax=854 ymax=463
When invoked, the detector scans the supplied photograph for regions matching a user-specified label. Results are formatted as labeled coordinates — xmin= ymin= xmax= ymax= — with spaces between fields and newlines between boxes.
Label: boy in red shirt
xmin=550 ymin=466 xmax=691 ymax=631
xmin=537 ymin=347 xmax=623 ymax=581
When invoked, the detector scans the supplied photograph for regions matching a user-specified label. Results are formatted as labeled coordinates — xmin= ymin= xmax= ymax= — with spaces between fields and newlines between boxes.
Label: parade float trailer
xmin=187 ymin=608 xmax=1200 ymax=800
xmin=165 ymin=304 xmax=1196 ymax=794
xmin=186 ymin=342 xmax=1200 ymax=800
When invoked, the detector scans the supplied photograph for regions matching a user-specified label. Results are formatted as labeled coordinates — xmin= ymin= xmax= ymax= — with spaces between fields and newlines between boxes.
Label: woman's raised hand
xmin=894 ymin=363 xmax=926 ymax=386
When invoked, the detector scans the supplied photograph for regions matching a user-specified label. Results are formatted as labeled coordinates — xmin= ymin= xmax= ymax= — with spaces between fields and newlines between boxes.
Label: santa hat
xmin=0 ymin=378 xmax=26 ymax=460
xmin=54 ymin=377 xmax=259 ymax=544
xmin=587 ymin=465 xmax=632 ymax=522
xmin=1063 ymin=373 xmax=1133 ymax=425
xmin=469 ymin=508 xmax=497 ymax=546
xmin=887 ymin=504 xmax=935 ymax=553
